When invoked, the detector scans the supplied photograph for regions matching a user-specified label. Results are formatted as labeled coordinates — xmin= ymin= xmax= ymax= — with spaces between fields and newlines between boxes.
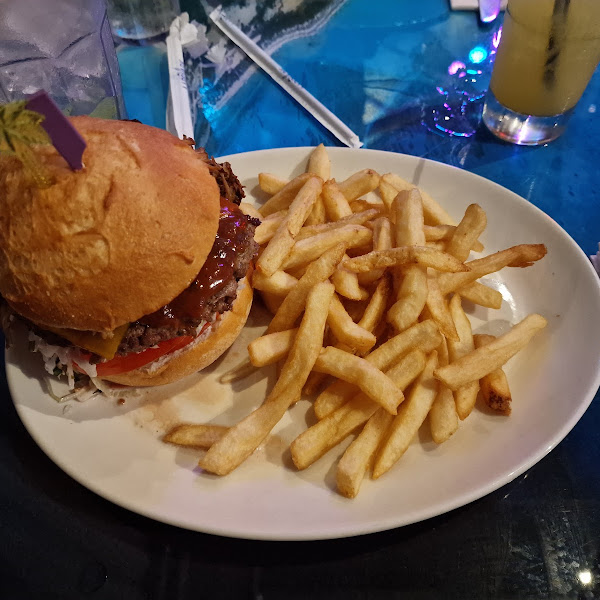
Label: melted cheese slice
xmin=46 ymin=323 xmax=129 ymax=359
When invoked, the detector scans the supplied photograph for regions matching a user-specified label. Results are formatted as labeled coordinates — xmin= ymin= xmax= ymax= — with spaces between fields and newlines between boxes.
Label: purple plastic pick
xmin=25 ymin=90 xmax=86 ymax=170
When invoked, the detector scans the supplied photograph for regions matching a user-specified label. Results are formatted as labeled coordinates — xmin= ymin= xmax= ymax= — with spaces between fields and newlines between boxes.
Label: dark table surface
xmin=2 ymin=1 xmax=599 ymax=598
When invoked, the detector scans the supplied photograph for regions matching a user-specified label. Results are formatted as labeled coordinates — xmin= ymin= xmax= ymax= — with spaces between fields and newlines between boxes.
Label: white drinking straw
xmin=209 ymin=5 xmax=363 ymax=149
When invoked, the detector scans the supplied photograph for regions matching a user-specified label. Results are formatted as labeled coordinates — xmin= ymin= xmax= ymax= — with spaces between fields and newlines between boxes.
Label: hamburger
xmin=0 ymin=117 xmax=259 ymax=396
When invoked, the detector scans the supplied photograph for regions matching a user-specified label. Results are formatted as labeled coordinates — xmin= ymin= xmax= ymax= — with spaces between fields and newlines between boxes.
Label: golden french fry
xmin=336 ymin=408 xmax=394 ymax=498
xmin=313 ymin=319 xmax=442 ymax=419
xmin=349 ymin=198 xmax=383 ymax=213
xmin=282 ymin=225 xmax=372 ymax=271
xmin=307 ymin=143 xmax=331 ymax=180
xmin=387 ymin=265 xmax=428 ymax=332
xmin=313 ymin=346 xmax=403 ymax=415
xmin=438 ymin=244 xmax=548 ymax=296
xmin=425 ymin=270 xmax=459 ymax=341
xmin=337 ymin=169 xmax=381 ymax=201
xmin=258 ymin=172 xmax=289 ymax=195
xmin=327 ymin=294 xmax=377 ymax=354
xmin=267 ymin=242 xmax=347 ymax=333
xmin=239 ymin=202 xmax=263 ymax=221
xmin=305 ymin=194 xmax=327 ymax=226
xmin=200 ymin=281 xmax=334 ymax=475
xmin=357 ymin=273 xmax=392 ymax=333
xmin=252 ymin=269 xmax=298 ymax=296
xmin=445 ymin=204 xmax=487 ymax=262
xmin=253 ymin=211 xmax=285 ymax=245
xmin=248 ymin=328 xmax=298 ymax=367
xmin=341 ymin=246 xmax=468 ymax=274
xmin=357 ymin=216 xmax=393 ymax=286
xmin=256 ymin=176 xmax=323 ymax=276
xmin=219 ymin=357 xmax=258 ymax=383
xmin=458 ymin=281 xmax=503 ymax=309
xmin=297 ymin=209 xmax=380 ymax=241
xmin=372 ymin=351 xmax=439 ymax=479
xmin=393 ymin=188 xmax=425 ymax=247
xmin=291 ymin=349 xmax=426 ymax=470
xmin=259 ymin=173 xmax=314 ymax=216
xmin=321 ymin=179 xmax=353 ymax=221
xmin=474 ymin=333 xmax=513 ymax=415
xmin=332 ymin=255 xmax=369 ymax=301
xmin=163 ymin=424 xmax=228 ymax=449
xmin=382 ymin=173 xmax=456 ymax=226
xmin=429 ymin=386 xmax=459 ymax=444
xmin=435 ymin=313 xmax=548 ymax=391
xmin=260 ymin=290 xmax=284 ymax=314
xmin=446 ymin=293 xmax=479 ymax=419
xmin=424 ymin=224 xmax=484 ymax=252
xmin=429 ymin=337 xmax=459 ymax=443
xmin=378 ymin=178 xmax=401 ymax=211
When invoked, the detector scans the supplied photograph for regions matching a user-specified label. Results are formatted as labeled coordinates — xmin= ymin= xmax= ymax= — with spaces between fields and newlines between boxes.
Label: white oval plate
xmin=7 ymin=148 xmax=600 ymax=541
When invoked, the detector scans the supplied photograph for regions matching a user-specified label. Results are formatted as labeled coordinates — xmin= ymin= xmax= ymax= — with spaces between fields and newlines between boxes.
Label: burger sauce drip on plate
xmin=139 ymin=198 xmax=249 ymax=330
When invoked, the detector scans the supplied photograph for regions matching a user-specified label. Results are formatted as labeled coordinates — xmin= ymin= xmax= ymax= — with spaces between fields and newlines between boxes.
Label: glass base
xmin=482 ymin=90 xmax=571 ymax=146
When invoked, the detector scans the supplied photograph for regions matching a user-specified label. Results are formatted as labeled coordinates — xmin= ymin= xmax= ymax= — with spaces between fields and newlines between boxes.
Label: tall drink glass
xmin=0 ymin=0 xmax=126 ymax=119
xmin=482 ymin=0 xmax=600 ymax=145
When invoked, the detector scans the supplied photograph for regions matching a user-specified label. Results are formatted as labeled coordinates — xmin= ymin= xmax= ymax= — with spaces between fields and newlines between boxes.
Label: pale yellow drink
xmin=491 ymin=0 xmax=600 ymax=117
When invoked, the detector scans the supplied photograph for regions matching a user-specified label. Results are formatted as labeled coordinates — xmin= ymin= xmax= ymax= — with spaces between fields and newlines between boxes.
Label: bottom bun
xmin=102 ymin=276 xmax=253 ymax=387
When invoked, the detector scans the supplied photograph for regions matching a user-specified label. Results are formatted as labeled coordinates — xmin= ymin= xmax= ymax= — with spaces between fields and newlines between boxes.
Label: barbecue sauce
xmin=139 ymin=198 xmax=249 ymax=330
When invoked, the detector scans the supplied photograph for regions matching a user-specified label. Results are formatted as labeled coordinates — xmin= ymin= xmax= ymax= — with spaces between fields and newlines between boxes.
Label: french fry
xmin=260 ymin=290 xmax=284 ymax=314
xmin=458 ymin=281 xmax=503 ymax=309
xmin=337 ymin=169 xmax=380 ymax=201
xmin=349 ymin=198 xmax=383 ymax=213
xmin=393 ymin=188 xmax=426 ymax=247
xmin=254 ymin=211 xmax=285 ymax=245
xmin=378 ymin=178 xmax=401 ymax=211
xmin=248 ymin=328 xmax=298 ymax=367
xmin=429 ymin=337 xmax=459 ymax=443
xmin=313 ymin=346 xmax=404 ymax=415
xmin=387 ymin=266 xmax=428 ymax=332
xmin=258 ymin=172 xmax=288 ymax=195
xmin=296 ymin=209 xmax=380 ymax=241
xmin=199 ymin=281 xmax=334 ymax=475
xmin=282 ymin=225 xmax=372 ymax=271
xmin=435 ymin=313 xmax=548 ymax=390
xmin=446 ymin=293 xmax=479 ymax=419
xmin=342 ymin=246 xmax=468 ymax=274
xmin=256 ymin=176 xmax=323 ymax=276
xmin=291 ymin=349 xmax=426 ymax=470
xmin=372 ymin=351 xmax=439 ymax=479
xmin=239 ymin=202 xmax=262 ymax=221
xmin=424 ymin=224 xmax=484 ymax=252
xmin=322 ymin=179 xmax=353 ymax=221
xmin=437 ymin=244 xmax=547 ymax=296
xmin=258 ymin=173 xmax=313 ymax=216
xmin=425 ymin=270 xmax=459 ymax=341
xmin=445 ymin=204 xmax=487 ymax=262
xmin=327 ymin=294 xmax=377 ymax=354
xmin=252 ymin=269 xmax=298 ymax=296
xmin=305 ymin=195 xmax=327 ymax=226
xmin=332 ymin=255 xmax=369 ymax=301
xmin=267 ymin=242 xmax=347 ymax=333
xmin=163 ymin=424 xmax=228 ymax=449
xmin=313 ymin=320 xmax=442 ymax=419
xmin=474 ymin=334 xmax=512 ymax=415
xmin=306 ymin=143 xmax=330 ymax=180
xmin=357 ymin=216 xmax=393 ymax=285
xmin=357 ymin=273 xmax=392 ymax=333
xmin=336 ymin=408 xmax=394 ymax=498
xmin=382 ymin=173 xmax=456 ymax=226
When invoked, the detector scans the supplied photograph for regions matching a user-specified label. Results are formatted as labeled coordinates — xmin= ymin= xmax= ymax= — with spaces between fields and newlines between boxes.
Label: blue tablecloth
xmin=1 ymin=1 xmax=599 ymax=598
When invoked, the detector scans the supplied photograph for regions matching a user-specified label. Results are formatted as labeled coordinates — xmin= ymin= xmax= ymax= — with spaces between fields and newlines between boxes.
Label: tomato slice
xmin=94 ymin=335 xmax=195 ymax=377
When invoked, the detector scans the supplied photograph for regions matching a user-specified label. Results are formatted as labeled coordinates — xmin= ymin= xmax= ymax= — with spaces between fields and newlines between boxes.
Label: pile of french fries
xmin=164 ymin=145 xmax=548 ymax=499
